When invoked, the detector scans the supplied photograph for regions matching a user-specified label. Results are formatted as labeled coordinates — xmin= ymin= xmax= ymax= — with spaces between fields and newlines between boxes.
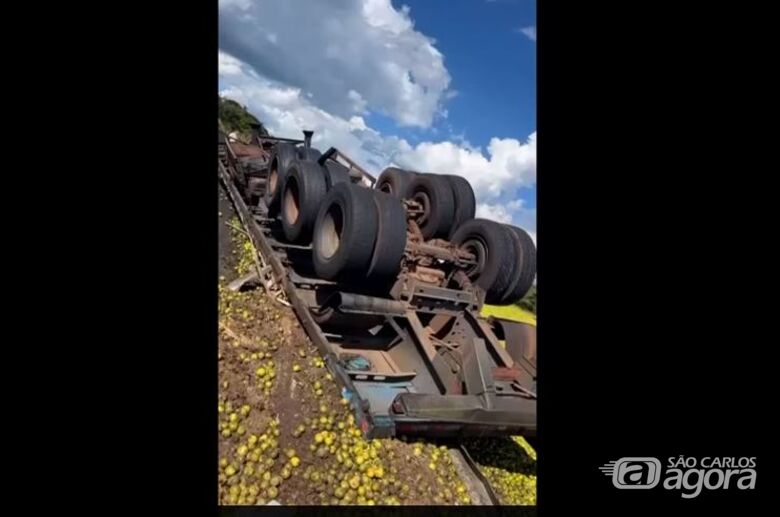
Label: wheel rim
xmin=463 ymin=238 xmax=487 ymax=279
xmin=316 ymin=203 xmax=343 ymax=259
xmin=413 ymin=191 xmax=431 ymax=225
xmin=283 ymin=176 xmax=300 ymax=224
xmin=268 ymin=159 xmax=279 ymax=195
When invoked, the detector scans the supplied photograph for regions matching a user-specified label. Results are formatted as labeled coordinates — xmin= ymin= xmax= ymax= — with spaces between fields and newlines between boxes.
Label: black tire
xmin=265 ymin=143 xmax=297 ymax=216
xmin=498 ymin=225 xmax=537 ymax=304
xmin=442 ymin=175 xmax=476 ymax=238
xmin=451 ymin=219 xmax=517 ymax=304
xmin=313 ymin=183 xmax=379 ymax=280
xmin=298 ymin=146 xmax=322 ymax=161
xmin=323 ymin=161 xmax=351 ymax=191
xmin=280 ymin=160 xmax=328 ymax=243
xmin=366 ymin=190 xmax=408 ymax=279
xmin=406 ymin=174 xmax=456 ymax=239
xmin=376 ymin=167 xmax=417 ymax=198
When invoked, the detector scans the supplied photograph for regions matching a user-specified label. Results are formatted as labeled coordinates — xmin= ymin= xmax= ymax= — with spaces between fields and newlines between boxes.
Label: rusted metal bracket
xmin=317 ymin=146 xmax=377 ymax=186
xmin=227 ymin=271 xmax=262 ymax=292
xmin=462 ymin=337 xmax=497 ymax=409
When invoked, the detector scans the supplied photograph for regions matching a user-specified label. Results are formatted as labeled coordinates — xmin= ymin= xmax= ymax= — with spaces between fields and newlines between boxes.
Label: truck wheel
xmin=451 ymin=219 xmax=517 ymax=304
xmin=313 ymin=183 xmax=379 ymax=280
xmin=280 ymin=160 xmax=328 ymax=243
xmin=407 ymin=174 xmax=456 ymax=239
xmin=366 ymin=190 xmax=408 ymax=279
xmin=265 ymin=143 xmax=297 ymax=216
xmin=498 ymin=225 xmax=537 ymax=304
xmin=323 ymin=161 xmax=351 ymax=191
xmin=376 ymin=167 xmax=417 ymax=198
xmin=442 ymin=174 xmax=476 ymax=238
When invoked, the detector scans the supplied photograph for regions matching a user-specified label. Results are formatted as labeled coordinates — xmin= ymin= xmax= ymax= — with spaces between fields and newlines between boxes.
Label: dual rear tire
xmin=280 ymin=160 xmax=327 ymax=243
xmin=451 ymin=219 xmax=536 ymax=304
xmin=374 ymin=167 xmax=475 ymax=239
xmin=312 ymin=183 xmax=407 ymax=282
xmin=265 ymin=143 xmax=299 ymax=216
xmin=277 ymin=153 xmax=352 ymax=244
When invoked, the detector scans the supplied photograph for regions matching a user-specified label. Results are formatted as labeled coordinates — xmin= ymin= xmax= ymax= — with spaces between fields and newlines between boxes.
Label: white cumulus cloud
xmin=518 ymin=25 xmax=537 ymax=42
xmin=218 ymin=1 xmax=536 ymax=234
xmin=393 ymin=133 xmax=536 ymax=203
xmin=476 ymin=201 xmax=536 ymax=242
xmin=219 ymin=0 xmax=451 ymax=128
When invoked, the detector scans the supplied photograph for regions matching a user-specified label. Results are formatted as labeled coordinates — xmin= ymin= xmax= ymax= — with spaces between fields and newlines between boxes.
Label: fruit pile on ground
xmin=465 ymin=436 xmax=537 ymax=505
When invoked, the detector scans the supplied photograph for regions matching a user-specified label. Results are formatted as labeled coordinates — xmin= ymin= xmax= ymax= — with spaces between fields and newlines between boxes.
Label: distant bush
xmin=219 ymin=96 xmax=268 ymax=139
xmin=516 ymin=285 xmax=536 ymax=314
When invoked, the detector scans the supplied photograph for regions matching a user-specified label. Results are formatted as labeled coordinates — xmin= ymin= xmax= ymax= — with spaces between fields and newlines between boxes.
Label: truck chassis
xmin=218 ymin=129 xmax=537 ymax=441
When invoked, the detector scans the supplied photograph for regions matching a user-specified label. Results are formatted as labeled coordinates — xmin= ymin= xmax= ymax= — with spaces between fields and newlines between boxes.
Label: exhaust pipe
xmin=303 ymin=130 xmax=313 ymax=149
xmin=320 ymin=291 xmax=406 ymax=315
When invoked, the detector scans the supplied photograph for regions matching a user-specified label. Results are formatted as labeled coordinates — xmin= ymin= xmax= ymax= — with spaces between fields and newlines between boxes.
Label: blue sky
xmin=377 ymin=0 xmax=537 ymax=211
xmin=219 ymin=0 xmax=536 ymax=236
xmin=375 ymin=0 xmax=536 ymax=147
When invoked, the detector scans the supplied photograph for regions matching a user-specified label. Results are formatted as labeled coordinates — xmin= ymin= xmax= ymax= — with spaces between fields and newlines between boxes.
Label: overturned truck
xmin=219 ymin=126 xmax=537 ymax=439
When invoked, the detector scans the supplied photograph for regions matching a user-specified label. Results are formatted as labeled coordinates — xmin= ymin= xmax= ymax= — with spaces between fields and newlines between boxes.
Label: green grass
xmin=480 ymin=304 xmax=536 ymax=326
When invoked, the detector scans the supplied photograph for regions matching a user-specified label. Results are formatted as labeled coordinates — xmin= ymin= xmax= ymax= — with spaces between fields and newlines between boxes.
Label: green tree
xmin=219 ymin=96 xmax=268 ymax=140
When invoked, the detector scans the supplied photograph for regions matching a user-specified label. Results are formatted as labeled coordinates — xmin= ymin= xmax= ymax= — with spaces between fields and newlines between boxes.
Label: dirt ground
xmin=217 ymin=182 xmax=536 ymax=505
